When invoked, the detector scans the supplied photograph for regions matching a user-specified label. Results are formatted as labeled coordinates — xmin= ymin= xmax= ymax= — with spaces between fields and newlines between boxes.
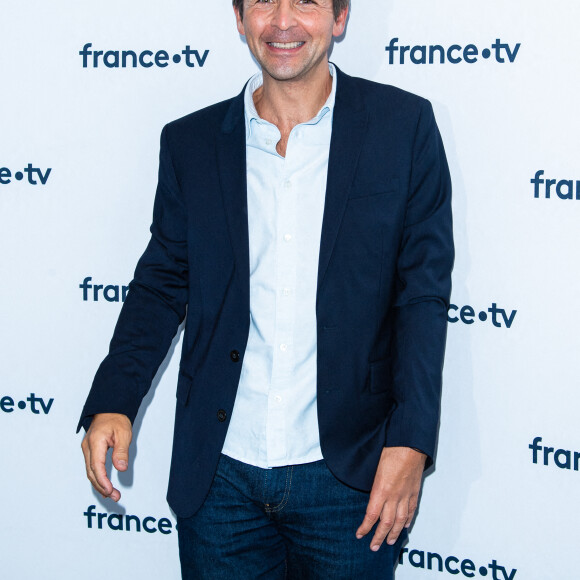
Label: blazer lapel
xmin=216 ymin=89 xmax=250 ymax=304
xmin=317 ymin=67 xmax=369 ymax=302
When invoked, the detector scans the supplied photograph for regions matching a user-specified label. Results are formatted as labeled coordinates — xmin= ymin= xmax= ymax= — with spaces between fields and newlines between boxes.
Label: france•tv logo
xmin=398 ymin=546 xmax=517 ymax=579
xmin=385 ymin=38 xmax=521 ymax=65
xmin=0 ymin=393 xmax=54 ymax=415
xmin=80 ymin=277 xmax=129 ymax=303
xmin=448 ymin=303 xmax=517 ymax=328
xmin=529 ymin=437 xmax=580 ymax=471
xmin=0 ymin=164 xmax=52 ymax=185
xmin=79 ymin=43 xmax=210 ymax=69
xmin=531 ymin=171 xmax=580 ymax=201
xmin=84 ymin=505 xmax=175 ymax=534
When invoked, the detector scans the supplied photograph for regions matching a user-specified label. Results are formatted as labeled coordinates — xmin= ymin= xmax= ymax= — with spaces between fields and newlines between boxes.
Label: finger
xmin=356 ymin=491 xmax=385 ymax=539
xmin=88 ymin=436 xmax=117 ymax=498
xmin=405 ymin=496 xmax=419 ymax=528
xmin=369 ymin=501 xmax=397 ymax=551
xmin=111 ymin=427 xmax=132 ymax=472
xmin=82 ymin=438 xmax=110 ymax=497
xmin=385 ymin=499 xmax=410 ymax=546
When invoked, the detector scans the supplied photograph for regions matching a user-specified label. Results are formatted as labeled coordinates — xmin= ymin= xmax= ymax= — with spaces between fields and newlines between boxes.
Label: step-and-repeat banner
xmin=1 ymin=1 xmax=578 ymax=578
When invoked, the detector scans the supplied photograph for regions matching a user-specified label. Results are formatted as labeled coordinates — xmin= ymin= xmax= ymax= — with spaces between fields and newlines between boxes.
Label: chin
xmin=261 ymin=61 xmax=312 ymax=82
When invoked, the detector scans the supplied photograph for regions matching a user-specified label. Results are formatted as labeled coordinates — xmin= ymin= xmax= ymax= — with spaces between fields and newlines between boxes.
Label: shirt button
xmin=284 ymin=234 xmax=292 ymax=242
xmin=284 ymin=180 xmax=292 ymax=189
xmin=274 ymin=395 xmax=282 ymax=404
xmin=265 ymin=139 xmax=273 ymax=146
xmin=283 ymin=288 xmax=291 ymax=296
xmin=230 ymin=350 xmax=240 ymax=362
xmin=217 ymin=409 xmax=227 ymax=422
xmin=280 ymin=343 xmax=288 ymax=352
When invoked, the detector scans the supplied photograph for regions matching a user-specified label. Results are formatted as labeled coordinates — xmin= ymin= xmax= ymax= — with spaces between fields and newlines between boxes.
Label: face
xmin=235 ymin=0 xmax=348 ymax=84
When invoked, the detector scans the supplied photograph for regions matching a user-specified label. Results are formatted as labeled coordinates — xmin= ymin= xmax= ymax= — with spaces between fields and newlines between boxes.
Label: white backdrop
xmin=1 ymin=1 xmax=579 ymax=578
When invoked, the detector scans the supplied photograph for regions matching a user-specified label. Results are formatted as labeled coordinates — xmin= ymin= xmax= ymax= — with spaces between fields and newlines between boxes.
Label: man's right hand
xmin=81 ymin=413 xmax=132 ymax=502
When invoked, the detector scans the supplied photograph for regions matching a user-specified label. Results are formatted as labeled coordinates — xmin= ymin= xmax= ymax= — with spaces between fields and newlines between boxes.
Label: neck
xmin=253 ymin=60 xmax=333 ymax=134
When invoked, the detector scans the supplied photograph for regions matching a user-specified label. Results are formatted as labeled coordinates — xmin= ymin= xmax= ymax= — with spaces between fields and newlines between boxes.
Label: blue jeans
xmin=177 ymin=453 xmax=407 ymax=579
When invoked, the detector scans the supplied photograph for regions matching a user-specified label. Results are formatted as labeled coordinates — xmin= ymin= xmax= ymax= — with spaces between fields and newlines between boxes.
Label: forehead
xmin=242 ymin=0 xmax=335 ymax=6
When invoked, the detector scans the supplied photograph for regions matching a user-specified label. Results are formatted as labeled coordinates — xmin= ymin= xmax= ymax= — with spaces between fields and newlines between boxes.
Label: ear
xmin=332 ymin=6 xmax=349 ymax=37
xmin=234 ymin=6 xmax=245 ymax=36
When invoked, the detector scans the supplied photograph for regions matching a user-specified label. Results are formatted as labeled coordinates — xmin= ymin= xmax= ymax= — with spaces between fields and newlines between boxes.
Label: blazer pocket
xmin=369 ymin=357 xmax=392 ymax=394
xmin=176 ymin=369 xmax=193 ymax=405
xmin=348 ymin=177 xmax=399 ymax=200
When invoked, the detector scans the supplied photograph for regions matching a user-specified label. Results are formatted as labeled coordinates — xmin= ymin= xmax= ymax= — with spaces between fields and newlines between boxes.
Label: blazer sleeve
xmin=77 ymin=125 xmax=189 ymax=432
xmin=385 ymin=99 xmax=454 ymax=468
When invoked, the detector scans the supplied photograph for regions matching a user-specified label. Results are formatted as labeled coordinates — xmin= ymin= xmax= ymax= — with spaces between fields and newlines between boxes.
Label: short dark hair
xmin=232 ymin=0 xmax=350 ymax=21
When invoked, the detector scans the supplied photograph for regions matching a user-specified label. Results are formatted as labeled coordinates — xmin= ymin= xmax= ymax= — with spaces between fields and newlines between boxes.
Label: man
xmin=79 ymin=1 xmax=453 ymax=578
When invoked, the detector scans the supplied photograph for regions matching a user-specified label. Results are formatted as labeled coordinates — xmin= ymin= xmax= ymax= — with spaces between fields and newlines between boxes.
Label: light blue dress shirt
xmin=221 ymin=65 xmax=337 ymax=468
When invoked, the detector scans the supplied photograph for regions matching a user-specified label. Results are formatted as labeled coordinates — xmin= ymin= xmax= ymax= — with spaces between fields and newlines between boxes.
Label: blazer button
xmin=230 ymin=350 xmax=240 ymax=362
xmin=217 ymin=409 xmax=227 ymax=422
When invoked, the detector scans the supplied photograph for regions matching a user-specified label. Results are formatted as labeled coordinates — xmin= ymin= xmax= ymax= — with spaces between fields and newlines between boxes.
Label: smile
xmin=267 ymin=42 xmax=305 ymax=49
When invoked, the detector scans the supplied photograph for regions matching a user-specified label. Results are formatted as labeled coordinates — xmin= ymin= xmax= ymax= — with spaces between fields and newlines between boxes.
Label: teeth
xmin=269 ymin=42 xmax=304 ymax=49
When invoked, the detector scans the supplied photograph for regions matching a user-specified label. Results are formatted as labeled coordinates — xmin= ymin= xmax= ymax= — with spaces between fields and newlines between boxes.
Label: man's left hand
xmin=356 ymin=446 xmax=427 ymax=551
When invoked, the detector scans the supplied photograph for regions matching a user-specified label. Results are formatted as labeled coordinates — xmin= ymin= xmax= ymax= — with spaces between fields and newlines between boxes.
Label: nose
xmin=271 ymin=0 xmax=298 ymax=31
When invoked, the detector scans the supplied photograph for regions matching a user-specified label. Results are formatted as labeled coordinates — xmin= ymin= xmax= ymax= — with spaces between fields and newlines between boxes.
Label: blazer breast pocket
xmin=348 ymin=177 xmax=399 ymax=201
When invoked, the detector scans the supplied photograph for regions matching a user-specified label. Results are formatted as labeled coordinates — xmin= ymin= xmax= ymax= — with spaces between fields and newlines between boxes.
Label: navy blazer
xmin=78 ymin=66 xmax=454 ymax=518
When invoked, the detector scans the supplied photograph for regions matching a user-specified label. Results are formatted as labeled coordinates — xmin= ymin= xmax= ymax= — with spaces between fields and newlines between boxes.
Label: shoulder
xmin=155 ymin=87 xmax=245 ymax=168
xmin=163 ymin=95 xmax=239 ymax=140
xmin=336 ymin=67 xmax=433 ymax=119
xmin=160 ymin=82 xmax=247 ymax=153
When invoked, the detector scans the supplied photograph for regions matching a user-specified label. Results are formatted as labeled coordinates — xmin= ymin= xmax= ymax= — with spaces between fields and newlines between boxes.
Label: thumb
xmin=112 ymin=427 xmax=131 ymax=472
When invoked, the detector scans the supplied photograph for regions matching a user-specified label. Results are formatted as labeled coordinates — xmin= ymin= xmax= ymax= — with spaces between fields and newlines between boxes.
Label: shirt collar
xmin=244 ymin=63 xmax=337 ymax=138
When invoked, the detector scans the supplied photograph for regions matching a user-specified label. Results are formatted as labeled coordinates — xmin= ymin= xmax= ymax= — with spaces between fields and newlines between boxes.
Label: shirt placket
xmin=266 ymin=134 xmax=298 ymax=465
